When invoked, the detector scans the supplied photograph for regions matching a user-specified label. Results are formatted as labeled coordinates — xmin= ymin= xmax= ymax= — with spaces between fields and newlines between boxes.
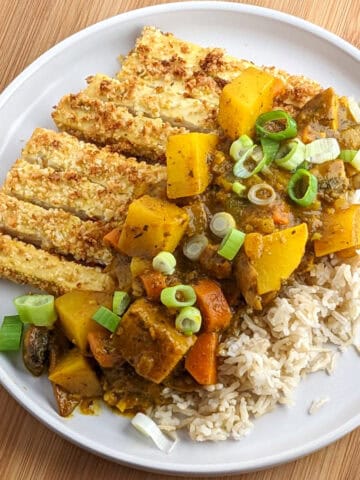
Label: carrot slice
xmin=103 ymin=228 xmax=121 ymax=249
xmin=88 ymin=330 xmax=123 ymax=368
xmin=140 ymin=271 xmax=167 ymax=300
xmin=193 ymin=279 xmax=232 ymax=332
xmin=272 ymin=203 xmax=290 ymax=226
xmin=185 ymin=332 xmax=218 ymax=385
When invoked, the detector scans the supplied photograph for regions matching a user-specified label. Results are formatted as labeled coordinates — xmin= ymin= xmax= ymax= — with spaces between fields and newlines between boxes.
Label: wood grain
xmin=0 ymin=1 xmax=359 ymax=479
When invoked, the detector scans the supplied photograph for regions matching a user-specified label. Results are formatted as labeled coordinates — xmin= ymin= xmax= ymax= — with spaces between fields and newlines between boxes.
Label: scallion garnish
xmin=275 ymin=138 xmax=306 ymax=171
xmin=183 ymin=235 xmax=208 ymax=261
xmin=112 ymin=291 xmax=131 ymax=316
xmin=152 ymin=251 xmax=177 ymax=275
xmin=210 ymin=212 xmax=236 ymax=238
xmin=229 ymin=134 xmax=254 ymax=162
xmin=260 ymin=137 xmax=280 ymax=163
xmin=160 ymin=285 xmax=196 ymax=308
xmin=0 ymin=315 xmax=23 ymax=351
xmin=233 ymin=145 xmax=266 ymax=178
xmin=218 ymin=228 xmax=246 ymax=261
xmin=339 ymin=149 xmax=360 ymax=171
xmin=232 ymin=181 xmax=246 ymax=196
xmin=14 ymin=294 xmax=57 ymax=327
xmin=304 ymin=138 xmax=340 ymax=164
xmin=175 ymin=306 xmax=202 ymax=335
xmin=255 ymin=110 xmax=297 ymax=141
xmin=248 ymin=183 xmax=276 ymax=206
xmin=288 ymin=168 xmax=318 ymax=207
xmin=92 ymin=306 xmax=120 ymax=333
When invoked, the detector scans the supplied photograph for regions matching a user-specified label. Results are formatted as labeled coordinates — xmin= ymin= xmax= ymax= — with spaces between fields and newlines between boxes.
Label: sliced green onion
xmin=218 ymin=228 xmax=246 ymax=261
xmin=255 ymin=110 xmax=297 ymax=141
xmin=175 ymin=306 xmax=202 ymax=335
xmin=131 ymin=412 xmax=177 ymax=453
xmin=275 ymin=138 xmax=306 ymax=171
xmin=288 ymin=168 xmax=318 ymax=207
xmin=0 ymin=315 xmax=23 ymax=351
xmin=229 ymin=135 xmax=254 ymax=162
xmin=339 ymin=149 xmax=360 ymax=171
xmin=304 ymin=138 xmax=340 ymax=164
xmin=248 ymin=183 xmax=276 ymax=206
xmin=160 ymin=285 xmax=196 ymax=308
xmin=261 ymin=137 xmax=280 ymax=163
xmin=14 ymin=294 xmax=57 ymax=327
xmin=112 ymin=291 xmax=131 ymax=316
xmin=210 ymin=212 xmax=236 ymax=238
xmin=92 ymin=306 xmax=120 ymax=333
xmin=347 ymin=96 xmax=360 ymax=122
xmin=232 ymin=181 xmax=246 ymax=196
xmin=233 ymin=145 xmax=266 ymax=178
xmin=183 ymin=235 xmax=208 ymax=261
xmin=152 ymin=251 xmax=176 ymax=275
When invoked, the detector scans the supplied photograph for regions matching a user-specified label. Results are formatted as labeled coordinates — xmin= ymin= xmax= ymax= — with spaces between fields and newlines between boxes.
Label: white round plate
xmin=0 ymin=1 xmax=359 ymax=475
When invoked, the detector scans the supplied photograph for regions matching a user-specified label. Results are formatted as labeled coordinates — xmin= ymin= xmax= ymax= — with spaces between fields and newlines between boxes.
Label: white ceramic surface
xmin=0 ymin=2 xmax=359 ymax=475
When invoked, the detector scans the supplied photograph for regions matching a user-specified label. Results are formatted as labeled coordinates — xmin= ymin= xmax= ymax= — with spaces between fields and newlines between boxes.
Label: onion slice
xmin=131 ymin=413 xmax=177 ymax=454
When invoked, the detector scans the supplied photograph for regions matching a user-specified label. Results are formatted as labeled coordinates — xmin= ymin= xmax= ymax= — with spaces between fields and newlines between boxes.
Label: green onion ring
xmin=256 ymin=110 xmax=297 ymax=141
xmin=152 ymin=251 xmax=176 ymax=275
xmin=175 ymin=306 xmax=202 ymax=335
xmin=0 ymin=315 xmax=23 ymax=351
xmin=112 ymin=291 xmax=131 ymax=316
xmin=14 ymin=294 xmax=57 ymax=327
xmin=288 ymin=168 xmax=318 ymax=207
xmin=92 ymin=306 xmax=120 ymax=333
xmin=160 ymin=285 xmax=197 ymax=308
xmin=275 ymin=138 xmax=306 ymax=171
xmin=261 ymin=137 xmax=280 ymax=163
xmin=229 ymin=134 xmax=254 ymax=162
xmin=218 ymin=228 xmax=246 ymax=261
xmin=233 ymin=145 xmax=266 ymax=178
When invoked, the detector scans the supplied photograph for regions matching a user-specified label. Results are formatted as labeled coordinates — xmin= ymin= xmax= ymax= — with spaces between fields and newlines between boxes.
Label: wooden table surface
xmin=0 ymin=0 xmax=359 ymax=478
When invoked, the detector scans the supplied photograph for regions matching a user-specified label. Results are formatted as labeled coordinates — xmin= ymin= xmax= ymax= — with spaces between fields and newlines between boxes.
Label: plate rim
xmin=0 ymin=1 xmax=359 ymax=475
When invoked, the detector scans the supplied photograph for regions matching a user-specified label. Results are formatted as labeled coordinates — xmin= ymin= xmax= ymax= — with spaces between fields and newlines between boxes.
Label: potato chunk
xmin=166 ymin=133 xmax=219 ymax=198
xmin=218 ymin=67 xmax=276 ymax=139
xmin=314 ymin=206 xmax=360 ymax=257
xmin=244 ymin=223 xmax=308 ymax=295
xmin=55 ymin=290 xmax=112 ymax=353
xmin=48 ymin=348 xmax=102 ymax=397
xmin=115 ymin=298 xmax=195 ymax=383
xmin=118 ymin=195 xmax=188 ymax=257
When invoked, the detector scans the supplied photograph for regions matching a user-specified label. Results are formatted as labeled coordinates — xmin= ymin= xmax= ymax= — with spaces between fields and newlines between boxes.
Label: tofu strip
xmin=52 ymin=93 xmax=188 ymax=163
xmin=117 ymin=26 xmax=321 ymax=117
xmin=0 ymin=192 xmax=113 ymax=265
xmin=3 ymin=159 xmax=131 ymax=222
xmin=84 ymin=74 xmax=218 ymax=132
xmin=0 ymin=233 xmax=115 ymax=296
xmin=21 ymin=128 xmax=167 ymax=198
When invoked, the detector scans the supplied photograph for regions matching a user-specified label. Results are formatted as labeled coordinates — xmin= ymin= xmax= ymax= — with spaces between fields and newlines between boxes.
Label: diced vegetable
xmin=218 ymin=67 xmax=276 ymax=139
xmin=255 ymin=110 xmax=297 ymax=141
xmin=55 ymin=290 xmax=112 ymax=353
xmin=130 ymin=257 xmax=152 ymax=277
xmin=92 ymin=306 xmax=120 ymax=333
xmin=271 ymin=202 xmax=291 ymax=226
xmin=175 ymin=307 xmax=202 ymax=335
xmin=118 ymin=195 xmax=189 ymax=257
xmin=48 ymin=348 xmax=102 ymax=397
xmin=14 ymin=294 xmax=57 ymax=327
xmin=314 ymin=205 xmax=360 ymax=256
xmin=103 ymin=227 xmax=121 ymax=249
xmin=140 ymin=271 xmax=167 ymax=300
xmin=166 ymin=133 xmax=219 ymax=198
xmin=0 ymin=315 xmax=23 ymax=351
xmin=193 ymin=279 xmax=232 ymax=332
xmin=218 ymin=228 xmax=246 ymax=260
xmin=160 ymin=285 xmax=197 ymax=308
xmin=52 ymin=384 xmax=79 ymax=418
xmin=22 ymin=325 xmax=49 ymax=375
xmin=185 ymin=332 xmax=218 ymax=385
xmin=88 ymin=330 xmax=123 ymax=368
xmin=115 ymin=298 xmax=196 ymax=383
xmin=244 ymin=223 xmax=308 ymax=294
xmin=152 ymin=251 xmax=176 ymax=275
xmin=112 ymin=291 xmax=131 ymax=316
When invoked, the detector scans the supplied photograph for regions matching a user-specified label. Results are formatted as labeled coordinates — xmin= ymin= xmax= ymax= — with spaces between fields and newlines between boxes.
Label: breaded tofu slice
xmin=0 ymin=192 xmax=113 ymax=265
xmin=84 ymin=73 xmax=218 ymax=131
xmin=52 ymin=93 xmax=188 ymax=163
xmin=0 ymin=233 xmax=115 ymax=296
xmin=21 ymin=128 xmax=167 ymax=198
xmin=117 ymin=26 xmax=322 ymax=117
xmin=4 ymin=159 xmax=132 ymax=222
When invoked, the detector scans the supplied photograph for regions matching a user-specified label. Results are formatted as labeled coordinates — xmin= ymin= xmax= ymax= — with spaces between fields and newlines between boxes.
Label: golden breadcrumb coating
xmin=0 ymin=233 xmax=115 ymax=296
